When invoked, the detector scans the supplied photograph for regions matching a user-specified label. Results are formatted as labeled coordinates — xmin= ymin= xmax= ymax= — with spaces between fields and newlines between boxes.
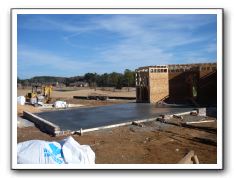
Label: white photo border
xmin=11 ymin=8 xmax=223 ymax=170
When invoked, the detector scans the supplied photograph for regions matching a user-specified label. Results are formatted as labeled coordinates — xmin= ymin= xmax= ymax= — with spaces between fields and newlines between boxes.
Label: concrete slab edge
xmin=23 ymin=111 xmax=61 ymax=136
xmin=74 ymin=117 xmax=158 ymax=134
xmin=172 ymin=110 xmax=197 ymax=116
xmin=185 ymin=120 xmax=215 ymax=125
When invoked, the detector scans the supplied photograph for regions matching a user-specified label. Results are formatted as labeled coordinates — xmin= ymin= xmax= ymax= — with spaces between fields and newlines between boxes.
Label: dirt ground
xmin=18 ymin=87 xmax=135 ymax=108
xmin=17 ymin=119 xmax=217 ymax=164
xmin=17 ymin=87 xmax=217 ymax=164
xmin=18 ymin=87 xmax=136 ymax=99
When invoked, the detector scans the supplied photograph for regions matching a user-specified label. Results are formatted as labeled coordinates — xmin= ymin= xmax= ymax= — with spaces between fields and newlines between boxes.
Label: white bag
xmin=17 ymin=136 xmax=95 ymax=164
xmin=54 ymin=101 xmax=67 ymax=108
xmin=61 ymin=136 xmax=95 ymax=164
xmin=17 ymin=96 xmax=26 ymax=105
xmin=17 ymin=140 xmax=64 ymax=164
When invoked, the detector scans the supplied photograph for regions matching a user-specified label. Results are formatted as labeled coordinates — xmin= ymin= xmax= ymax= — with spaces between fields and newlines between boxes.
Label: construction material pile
xmin=17 ymin=136 xmax=95 ymax=164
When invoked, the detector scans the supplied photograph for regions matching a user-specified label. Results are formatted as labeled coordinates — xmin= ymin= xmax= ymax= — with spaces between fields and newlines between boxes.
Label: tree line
xmin=17 ymin=69 xmax=136 ymax=89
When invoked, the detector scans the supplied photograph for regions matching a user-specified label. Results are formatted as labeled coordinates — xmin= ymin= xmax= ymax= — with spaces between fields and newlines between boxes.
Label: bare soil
xmin=18 ymin=87 xmax=136 ymax=99
xmin=17 ymin=104 xmax=41 ymax=116
xmin=17 ymin=119 xmax=217 ymax=164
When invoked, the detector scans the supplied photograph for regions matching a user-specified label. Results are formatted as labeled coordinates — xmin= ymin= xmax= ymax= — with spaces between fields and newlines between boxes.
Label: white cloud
xmin=92 ymin=15 xmax=215 ymax=66
xmin=20 ymin=14 xmax=215 ymax=48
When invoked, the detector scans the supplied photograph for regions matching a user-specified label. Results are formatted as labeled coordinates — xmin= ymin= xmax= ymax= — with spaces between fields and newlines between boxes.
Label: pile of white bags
xmin=17 ymin=136 xmax=95 ymax=164
xmin=53 ymin=101 xmax=67 ymax=108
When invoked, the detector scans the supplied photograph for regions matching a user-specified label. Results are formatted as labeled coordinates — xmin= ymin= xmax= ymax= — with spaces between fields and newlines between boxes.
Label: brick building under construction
xmin=135 ymin=63 xmax=217 ymax=106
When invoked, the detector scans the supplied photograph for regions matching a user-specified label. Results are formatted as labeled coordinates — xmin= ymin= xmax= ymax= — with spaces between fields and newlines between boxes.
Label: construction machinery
xmin=25 ymin=84 xmax=53 ymax=105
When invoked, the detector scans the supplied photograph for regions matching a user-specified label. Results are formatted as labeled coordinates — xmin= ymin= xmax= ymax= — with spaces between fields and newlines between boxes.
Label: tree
xmin=124 ymin=69 xmax=135 ymax=90
xmin=21 ymin=79 xmax=29 ymax=87
xmin=97 ymin=73 xmax=109 ymax=87
xmin=17 ymin=77 xmax=21 ymax=84
xmin=18 ymin=69 xmax=136 ymax=88
xmin=109 ymin=72 xmax=121 ymax=88
xmin=84 ymin=73 xmax=98 ymax=89
xmin=116 ymin=75 xmax=124 ymax=89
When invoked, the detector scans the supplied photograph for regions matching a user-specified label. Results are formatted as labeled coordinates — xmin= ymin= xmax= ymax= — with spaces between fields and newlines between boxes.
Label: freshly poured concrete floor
xmin=35 ymin=103 xmax=193 ymax=131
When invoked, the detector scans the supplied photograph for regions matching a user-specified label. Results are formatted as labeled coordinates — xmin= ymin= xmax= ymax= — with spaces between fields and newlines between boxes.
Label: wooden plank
xmin=178 ymin=150 xmax=199 ymax=164
xmin=185 ymin=120 xmax=215 ymax=125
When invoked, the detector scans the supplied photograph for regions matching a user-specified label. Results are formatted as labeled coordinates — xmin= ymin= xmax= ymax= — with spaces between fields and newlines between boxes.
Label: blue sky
xmin=17 ymin=14 xmax=217 ymax=79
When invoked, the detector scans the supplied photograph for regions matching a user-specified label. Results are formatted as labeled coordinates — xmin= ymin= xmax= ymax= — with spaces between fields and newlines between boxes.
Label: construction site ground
xmin=17 ymin=87 xmax=217 ymax=164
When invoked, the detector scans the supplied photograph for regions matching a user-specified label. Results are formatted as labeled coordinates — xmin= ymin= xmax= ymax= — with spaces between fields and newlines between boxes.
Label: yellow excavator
xmin=25 ymin=84 xmax=53 ymax=105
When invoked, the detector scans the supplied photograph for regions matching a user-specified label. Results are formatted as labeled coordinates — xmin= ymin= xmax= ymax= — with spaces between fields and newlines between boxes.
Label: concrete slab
xmin=31 ymin=103 xmax=194 ymax=134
